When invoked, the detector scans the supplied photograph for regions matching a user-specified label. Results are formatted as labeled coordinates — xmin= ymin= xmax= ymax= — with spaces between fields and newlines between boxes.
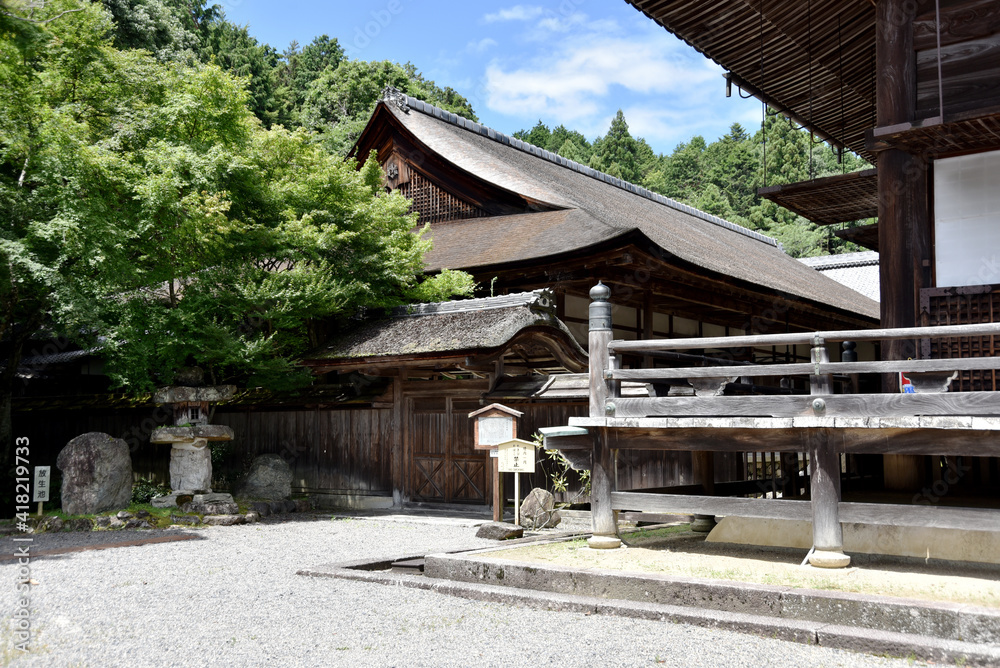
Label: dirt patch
xmin=482 ymin=525 xmax=1000 ymax=609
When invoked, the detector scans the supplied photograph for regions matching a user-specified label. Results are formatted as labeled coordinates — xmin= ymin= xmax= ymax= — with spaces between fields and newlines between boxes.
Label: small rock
xmin=44 ymin=517 xmax=65 ymax=533
xmin=170 ymin=515 xmax=198 ymax=526
xmin=151 ymin=495 xmax=176 ymax=509
xmin=70 ymin=518 xmax=93 ymax=532
xmin=181 ymin=501 xmax=238 ymax=515
xmin=193 ymin=493 xmax=234 ymax=504
xmin=117 ymin=511 xmax=133 ymax=520
xmin=136 ymin=510 xmax=150 ymax=519
xmin=202 ymin=514 xmax=244 ymax=526
xmin=176 ymin=494 xmax=194 ymax=507
xmin=94 ymin=516 xmax=111 ymax=528
xmin=475 ymin=522 xmax=524 ymax=540
xmin=269 ymin=501 xmax=286 ymax=515
xmin=244 ymin=511 xmax=259 ymax=524
xmin=124 ymin=519 xmax=152 ymax=530
xmin=294 ymin=498 xmax=312 ymax=513
xmin=109 ymin=518 xmax=125 ymax=529
xmin=249 ymin=502 xmax=271 ymax=517
xmin=282 ymin=500 xmax=296 ymax=514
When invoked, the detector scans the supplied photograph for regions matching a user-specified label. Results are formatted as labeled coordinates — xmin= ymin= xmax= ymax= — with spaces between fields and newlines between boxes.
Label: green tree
xmin=198 ymin=18 xmax=281 ymax=126
xmin=101 ymin=0 xmax=198 ymax=60
xmin=300 ymin=59 xmax=477 ymax=156
xmin=275 ymin=34 xmax=344 ymax=123
xmin=589 ymin=110 xmax=641 ymax=183
xmin=0 ymin=3 xmax=473 ymax=464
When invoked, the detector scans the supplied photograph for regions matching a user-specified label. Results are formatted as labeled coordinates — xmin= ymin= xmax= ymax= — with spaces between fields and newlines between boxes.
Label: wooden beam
xmin=609 ymin=356 xmax=1000 ymax=381
xmin=610 ymin=493 xmax=1000 ymax=532
xmin=608 ymin=393 xmax=1000 ymax=419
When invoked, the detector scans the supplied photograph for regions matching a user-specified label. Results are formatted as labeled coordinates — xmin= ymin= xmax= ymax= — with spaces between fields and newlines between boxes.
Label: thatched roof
xmin=362 ymin=91 xmax=879 ymax=321
xmin=303 ymin=290 xmax=587 ymax=372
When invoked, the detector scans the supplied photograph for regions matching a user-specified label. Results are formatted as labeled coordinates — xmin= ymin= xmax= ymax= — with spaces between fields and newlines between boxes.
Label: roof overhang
xmin=624 ymin=0 xmax=876 ymax=159
xmin=758 ymin=169 xmax=878 ymax=225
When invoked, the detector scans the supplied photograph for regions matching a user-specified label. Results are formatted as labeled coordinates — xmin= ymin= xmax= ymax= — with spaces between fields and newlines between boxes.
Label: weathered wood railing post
xmin=588 ymin=283 xmax=621 ymax=549
xmin=806 ymin=336 xmax=850 ymax=568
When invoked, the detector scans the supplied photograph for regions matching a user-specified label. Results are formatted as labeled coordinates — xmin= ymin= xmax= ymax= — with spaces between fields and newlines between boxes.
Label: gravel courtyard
xmin=1 ymin=515 xmax=931 ymax=667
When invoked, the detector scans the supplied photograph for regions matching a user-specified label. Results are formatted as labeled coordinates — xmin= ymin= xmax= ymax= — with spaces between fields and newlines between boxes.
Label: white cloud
xmin=484 ymin=34 xmax=721 ymax=125
xmin=483 ymin=5 xmax=544 ymax=23
xmin=466 ymin=38 xmax=498 ymax=54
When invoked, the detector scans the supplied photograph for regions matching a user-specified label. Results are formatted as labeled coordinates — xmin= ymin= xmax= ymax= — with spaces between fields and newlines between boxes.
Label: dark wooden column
xmin=876 ymin=0 xmax=931 ymax=491
xmin=587 ymin=283 xmax=620 ymax=548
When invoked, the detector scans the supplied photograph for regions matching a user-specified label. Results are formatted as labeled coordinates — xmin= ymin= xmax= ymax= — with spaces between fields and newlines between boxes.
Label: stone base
xmin=153 ymin=492 xmax=234 ymax=510
xmin=169 ymin=440 xmax=212 ymax=491
xmin=706 ymin=516 xmax=1000 ymax=566
xmin=690 ymin=514 xmax=717 ymax=533
xmin=587 ymin=534 xmax=622 ymax=550
xmin=808 ymin=550 xmax=852 ymax=569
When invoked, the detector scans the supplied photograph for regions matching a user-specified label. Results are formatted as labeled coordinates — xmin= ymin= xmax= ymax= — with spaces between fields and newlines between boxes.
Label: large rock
xmin=476 ymin=522 xmax=523 ymax=540
xmin=56 ymin=432 xmax=132 ymax=516
xmin=519 ymin=488 xmax=562 ymax=529
xmin=237 ymin=454 xmax=293 ymax=500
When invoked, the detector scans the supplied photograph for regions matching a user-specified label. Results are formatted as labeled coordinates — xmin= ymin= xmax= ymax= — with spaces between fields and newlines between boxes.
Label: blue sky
xmin=221 ymin=0 xmax=762 ymax=155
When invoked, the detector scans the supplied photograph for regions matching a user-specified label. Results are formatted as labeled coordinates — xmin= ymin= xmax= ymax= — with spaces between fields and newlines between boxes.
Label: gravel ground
xmin=0 ymin=514 xmax=931 ymax=668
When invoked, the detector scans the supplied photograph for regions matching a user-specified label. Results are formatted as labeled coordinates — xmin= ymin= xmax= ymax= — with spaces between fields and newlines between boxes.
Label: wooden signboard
xmin=497 ymin=438 xmax=536 ymax=473
xmin=468 ymin=404 xmax=523 ymax=451
xmin=497 ymin=438 xmax=537 ymax=526
xmin=468 ymin=403 xmax=525 ymax=522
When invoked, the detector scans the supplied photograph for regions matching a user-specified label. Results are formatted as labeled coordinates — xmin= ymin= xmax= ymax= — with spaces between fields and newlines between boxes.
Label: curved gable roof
xmin=358 ymin=91 xmax=879 ymax=321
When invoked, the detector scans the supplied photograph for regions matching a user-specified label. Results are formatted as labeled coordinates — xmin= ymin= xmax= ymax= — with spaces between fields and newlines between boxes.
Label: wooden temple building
xmin=290 ymin=87 xmax=879 ymax=509
xmin=536 ymin=0 xmax=1000 ymax=566
xmin=13 ymin=86 xmax=880 ymax=510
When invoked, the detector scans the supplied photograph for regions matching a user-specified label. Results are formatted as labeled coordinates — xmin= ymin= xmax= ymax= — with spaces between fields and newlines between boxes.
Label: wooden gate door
xmin=410 ymin=397 xmax=487 ymax=503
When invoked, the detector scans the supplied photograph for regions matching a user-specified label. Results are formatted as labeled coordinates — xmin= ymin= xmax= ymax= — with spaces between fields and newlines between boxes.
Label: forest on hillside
xmin=95 ymin=0 xmax=869 ymax=258
xmin=511 ymin=112 xmax=871 ymax=258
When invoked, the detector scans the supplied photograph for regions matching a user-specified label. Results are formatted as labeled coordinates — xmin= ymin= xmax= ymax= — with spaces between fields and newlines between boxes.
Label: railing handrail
xmin=608 ymin=321 xmax=1000 ymax=354
xmin=607 ymin=356 xmax=1000 ymax=381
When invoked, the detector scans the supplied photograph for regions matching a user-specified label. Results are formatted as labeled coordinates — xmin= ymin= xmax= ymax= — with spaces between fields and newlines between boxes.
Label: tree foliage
xmin=0 ymin=0 xmax=474 ymax=464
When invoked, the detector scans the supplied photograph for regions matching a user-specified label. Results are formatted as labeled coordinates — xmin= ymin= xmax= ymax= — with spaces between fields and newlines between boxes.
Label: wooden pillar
xmin=587 ymin=283 xmax=620 ymax=548
xmin=391 ymin=372 xmax=406 ymax=507
xmin=491 ymin=457 xmax=503 ymax=522
xmin=588 ymin=283 xmax=612 ymax=419
xmin=691 ymin=451 xmax=716 ymax=532
xmin=807 ymin=338 xmax=849 ymax=567
xmin=807 ymin=428 xmax=849 ymax=568
xmin=876 ymin=0 xmax=931 ymax=491
xmin=589 ymin=429 xmax=619 ymax=548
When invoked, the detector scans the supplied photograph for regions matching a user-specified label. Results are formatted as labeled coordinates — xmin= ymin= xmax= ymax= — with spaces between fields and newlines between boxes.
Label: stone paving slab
xmin=299 ymin=543 xmax=1000 ymax=667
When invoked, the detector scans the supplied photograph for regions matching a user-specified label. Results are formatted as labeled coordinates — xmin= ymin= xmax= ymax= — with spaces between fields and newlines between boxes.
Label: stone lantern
xmin=150 ymin=377 xmax=236 ymax=508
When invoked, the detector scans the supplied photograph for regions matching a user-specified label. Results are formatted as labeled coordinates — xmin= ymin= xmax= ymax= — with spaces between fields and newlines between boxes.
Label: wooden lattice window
xmin=396 ymin=171 xmax=488 ymax=224
xmin=920 ymin=285 xmax=1000 ymax=391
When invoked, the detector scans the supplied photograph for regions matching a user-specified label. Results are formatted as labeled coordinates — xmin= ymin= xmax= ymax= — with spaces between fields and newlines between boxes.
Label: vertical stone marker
xmin=149 ymin=374 xmax=235 ymax=507
xmin=57 ymin=433 xmax=132 ymax=515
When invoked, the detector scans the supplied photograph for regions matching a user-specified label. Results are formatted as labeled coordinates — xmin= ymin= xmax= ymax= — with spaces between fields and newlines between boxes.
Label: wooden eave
xmin=352 ymin=102 xmax=562 ymax=218
xmin=472 ymin=230 xmax=879 ymax=331
xmin=866 ymin=105 xmax=1000 ymax=157
xmin=625 ymin=0 xmax=877 ymax=159
xmin=300 ymin=325 xmax=589 ymax=376
xmin=834 ymin=222 xmax=879 ymax=252
xmin=758 ymin=169 xmax=878 ymax=225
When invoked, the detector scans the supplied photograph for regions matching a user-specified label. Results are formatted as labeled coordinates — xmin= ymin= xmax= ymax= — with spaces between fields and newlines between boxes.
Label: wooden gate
xmin=410 ymin=397 xmax=487 ymax=503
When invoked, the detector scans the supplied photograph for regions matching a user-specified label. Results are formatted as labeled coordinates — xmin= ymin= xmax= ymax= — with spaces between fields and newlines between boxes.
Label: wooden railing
xmin=546 ymin=283 xmax=1000 ymax=567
